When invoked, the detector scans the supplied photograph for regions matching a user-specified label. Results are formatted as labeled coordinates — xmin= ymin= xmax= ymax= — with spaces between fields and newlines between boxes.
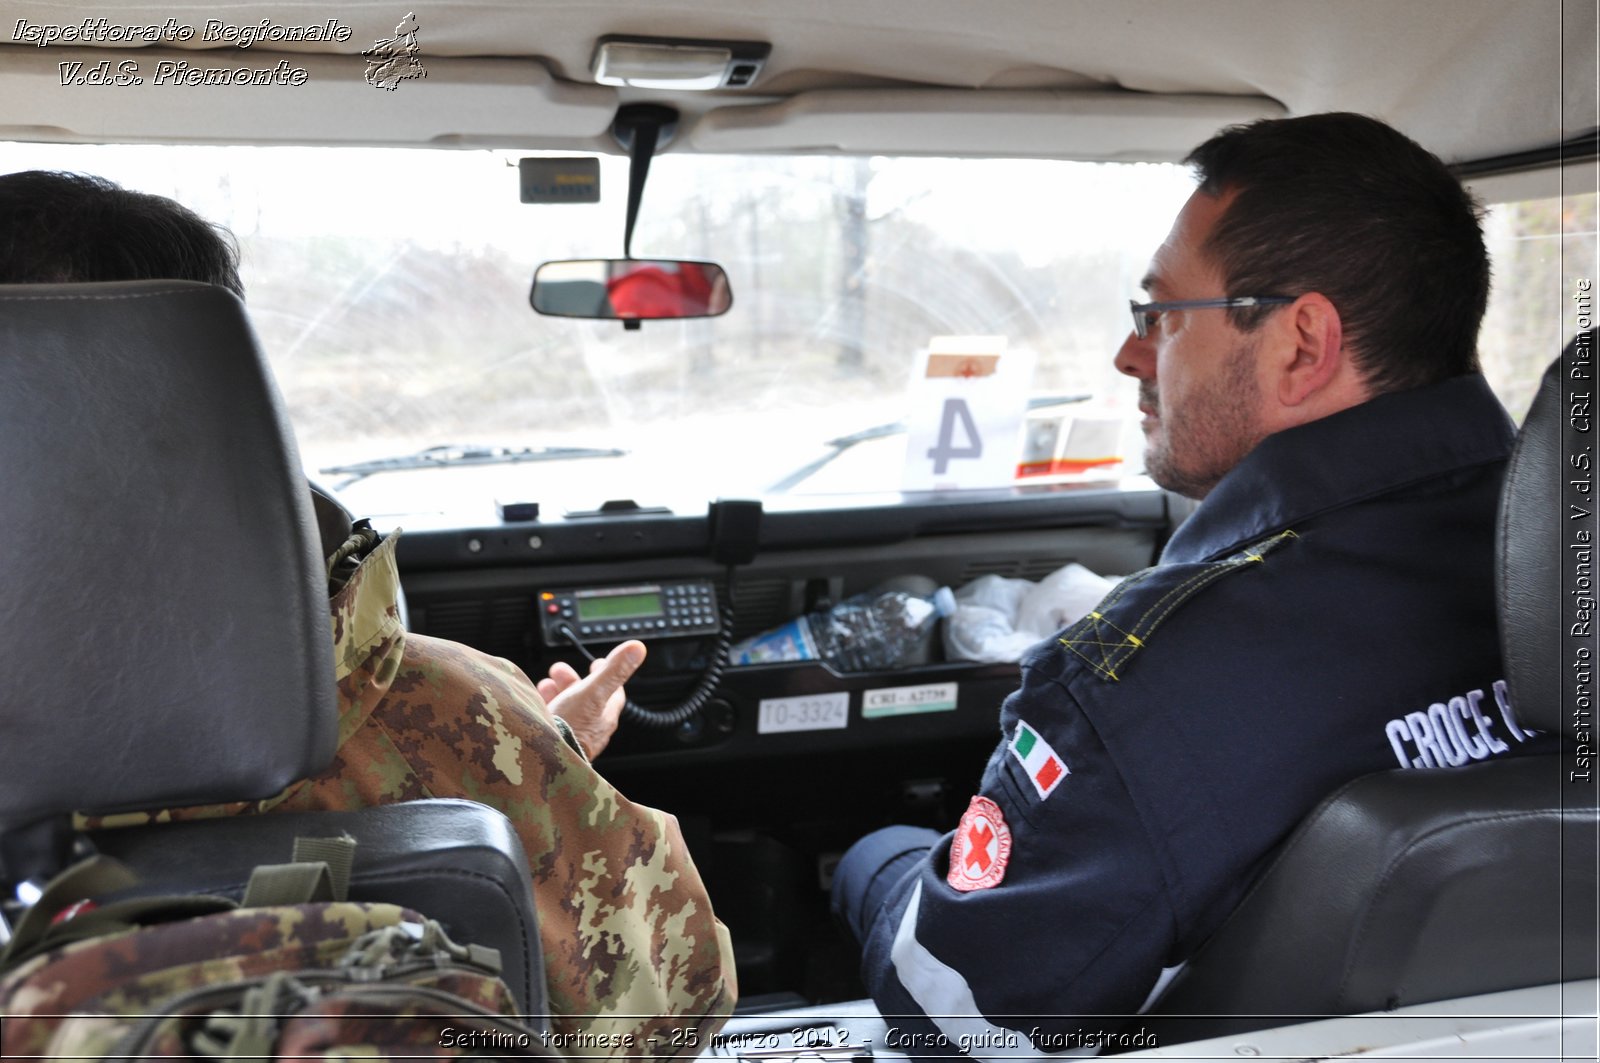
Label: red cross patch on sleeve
xmin=946 ymin=795 xmax=1012 ymax=892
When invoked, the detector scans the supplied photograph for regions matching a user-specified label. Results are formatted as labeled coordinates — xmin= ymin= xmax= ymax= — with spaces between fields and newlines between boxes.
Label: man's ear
xmin=1273 ymin=292 xmax=1346 ymax=408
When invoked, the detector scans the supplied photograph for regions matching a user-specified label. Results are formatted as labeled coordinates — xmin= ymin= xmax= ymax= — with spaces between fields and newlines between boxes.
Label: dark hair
xmin=1185 ymin=112 xmax=1488 ymax=394
xmin=0 ymin=170 xmax=242 ymax=297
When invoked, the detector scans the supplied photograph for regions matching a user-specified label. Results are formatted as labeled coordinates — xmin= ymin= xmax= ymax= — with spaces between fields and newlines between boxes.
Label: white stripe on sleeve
xmin=888 ymin=881 xmax=1099 ymax=1059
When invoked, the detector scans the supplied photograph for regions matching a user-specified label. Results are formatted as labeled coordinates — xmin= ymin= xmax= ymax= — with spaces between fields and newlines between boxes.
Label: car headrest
xmin=1497 ymin=339 xmax=1587 ymax=737
xmin=307 ymin=478 xmax=356 ymax=563
xmin=0 ymin=281 xmax=337 ymax=843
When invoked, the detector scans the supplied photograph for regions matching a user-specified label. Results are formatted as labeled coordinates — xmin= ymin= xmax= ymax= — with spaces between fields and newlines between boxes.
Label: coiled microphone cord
xmin=557 ymin=570 xmax=736 ymax=730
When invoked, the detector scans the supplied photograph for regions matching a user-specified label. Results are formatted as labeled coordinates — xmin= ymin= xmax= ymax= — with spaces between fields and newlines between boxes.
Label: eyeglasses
xmin=1128 ymin=296 xmax=1295 ymax=340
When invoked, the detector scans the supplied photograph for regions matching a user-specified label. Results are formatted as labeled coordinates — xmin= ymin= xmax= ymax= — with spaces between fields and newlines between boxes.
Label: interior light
xmin=591 ymin=36 xmax=771 ymax=91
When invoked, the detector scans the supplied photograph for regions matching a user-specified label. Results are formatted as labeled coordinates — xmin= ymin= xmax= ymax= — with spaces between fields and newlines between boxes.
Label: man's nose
xmin=1114 ymin=329 xmax=1154 ymax=379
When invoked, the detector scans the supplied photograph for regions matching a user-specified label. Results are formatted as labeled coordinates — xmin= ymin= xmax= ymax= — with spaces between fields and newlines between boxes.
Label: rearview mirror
xmin=531 ymin=259 xmax=732 ymax=320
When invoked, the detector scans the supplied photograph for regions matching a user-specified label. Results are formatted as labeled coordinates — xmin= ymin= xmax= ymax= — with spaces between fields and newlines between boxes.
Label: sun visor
xmin=688 ymin=89 xmax=1286 ymax=160
xmin=0 ymin=47 xmax=617 ymax=147
xmin=1467 ymin=156 xmax=1600 ymax=206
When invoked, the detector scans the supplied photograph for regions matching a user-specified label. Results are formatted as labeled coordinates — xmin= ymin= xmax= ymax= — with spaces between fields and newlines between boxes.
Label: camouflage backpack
xmin=0 ymin=842 xmax=551 ymax=1060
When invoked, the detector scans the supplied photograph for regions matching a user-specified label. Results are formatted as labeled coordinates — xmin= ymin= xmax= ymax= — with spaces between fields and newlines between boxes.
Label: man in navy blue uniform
xmin=832 ymin=112 xmax=1549 ymax=1054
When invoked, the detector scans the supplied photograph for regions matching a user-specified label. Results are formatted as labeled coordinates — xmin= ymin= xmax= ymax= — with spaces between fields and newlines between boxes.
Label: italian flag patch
xmin=1010 ymin=720 xmax=1068 ymax=799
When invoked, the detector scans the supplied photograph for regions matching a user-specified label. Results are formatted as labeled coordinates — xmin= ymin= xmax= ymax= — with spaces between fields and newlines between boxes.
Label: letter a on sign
xmin=903 ymin=336 xmax=1034 ymax=491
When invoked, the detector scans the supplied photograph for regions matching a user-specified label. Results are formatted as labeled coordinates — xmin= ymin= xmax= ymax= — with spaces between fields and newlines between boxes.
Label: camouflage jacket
xmin=81 ymin=533 xmax=736 ymax=1055
xmin=2 ymin=902 xmax=536 ymax=1059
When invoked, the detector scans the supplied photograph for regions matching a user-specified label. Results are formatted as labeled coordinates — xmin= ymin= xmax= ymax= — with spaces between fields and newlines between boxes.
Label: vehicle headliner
xmin=0 ymin=0 xmax=1594 ymax=173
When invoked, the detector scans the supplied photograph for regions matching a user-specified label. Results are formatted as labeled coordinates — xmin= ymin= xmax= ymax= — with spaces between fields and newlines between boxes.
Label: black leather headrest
xmin=0 ymin=281 xmax=337 ymax=838
xmin=307 ymin=478 xmax=356 ymax=564
xmin=1498 ymin=338 xmax=1588 ymax=736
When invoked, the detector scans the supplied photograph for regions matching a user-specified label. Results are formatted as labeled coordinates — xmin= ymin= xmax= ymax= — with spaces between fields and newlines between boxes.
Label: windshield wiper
xmin=765 ymin=392 xmax=1093 ymax=494
xmin=321 ymin=443 xmax=627 ymax=489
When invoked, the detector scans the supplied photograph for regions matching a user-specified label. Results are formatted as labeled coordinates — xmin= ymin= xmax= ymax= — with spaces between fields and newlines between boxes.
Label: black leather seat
xmin=0 ymin=281 xmax=546 ymax=1018
xmin=1145 ymin=344 xmax=1599 ymax=1041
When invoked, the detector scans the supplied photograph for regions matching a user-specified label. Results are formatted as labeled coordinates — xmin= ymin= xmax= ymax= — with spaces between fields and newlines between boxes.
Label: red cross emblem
xmin=964 ymin=821 xmax=994 ymax=872
xmin=947 ymin=795 xmax=1011 ymax=892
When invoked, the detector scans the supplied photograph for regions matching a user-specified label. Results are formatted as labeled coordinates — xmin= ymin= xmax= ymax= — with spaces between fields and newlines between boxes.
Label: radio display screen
xmin=577 ymin=591 xmax=662 ymax=621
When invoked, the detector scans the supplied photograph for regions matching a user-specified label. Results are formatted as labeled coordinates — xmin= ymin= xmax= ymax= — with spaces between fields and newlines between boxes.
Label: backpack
xmin=0 ymin=840 xmax=550 ymax=1060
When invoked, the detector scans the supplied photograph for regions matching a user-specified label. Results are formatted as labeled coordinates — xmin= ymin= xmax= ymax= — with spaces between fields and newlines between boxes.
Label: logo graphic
xmin=947 ymin=795 xmax=1011 ymax=892
xmin=1010 ymin=719 xmax=1069 ymax=799
xmin=364 ymin=12 xmax=425 ymax=90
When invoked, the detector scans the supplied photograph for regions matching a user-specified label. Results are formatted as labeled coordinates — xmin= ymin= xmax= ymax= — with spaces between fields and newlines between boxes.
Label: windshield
xmin=0 ymin=142 xmax=1561 ymax=524
xmin=0 ymin=144 xmax=1196 ymax=519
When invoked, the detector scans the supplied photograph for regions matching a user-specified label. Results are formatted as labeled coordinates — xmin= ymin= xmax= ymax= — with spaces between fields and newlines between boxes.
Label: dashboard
xmin=398 ymin=483 xmax=1167 ymax=765
xmin=394 ymin=481 xmax=1171 ymax=999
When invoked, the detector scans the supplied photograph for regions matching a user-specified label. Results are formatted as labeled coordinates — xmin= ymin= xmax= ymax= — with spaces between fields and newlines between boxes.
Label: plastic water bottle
xmin=731 ymin=584 xmax=957 ymax=671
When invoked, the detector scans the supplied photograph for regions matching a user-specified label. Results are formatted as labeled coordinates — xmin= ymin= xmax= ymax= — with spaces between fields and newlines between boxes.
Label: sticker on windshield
xmin=861 ymin=681 xmax=958 ymax=719
xmin=757 ymin=692 xmax=850 ymax=734
xmin=926 ymin=353 xmax=999 ymax=378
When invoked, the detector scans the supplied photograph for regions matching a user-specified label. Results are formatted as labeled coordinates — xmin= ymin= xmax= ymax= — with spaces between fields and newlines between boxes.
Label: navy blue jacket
xmin=861 ymin=374 xmax=1547 ymax=1053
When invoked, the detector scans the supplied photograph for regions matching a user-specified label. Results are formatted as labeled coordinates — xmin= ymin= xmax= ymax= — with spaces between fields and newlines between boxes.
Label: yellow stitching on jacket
xmin=1059 ymin=530 xmax=1298 ymax=681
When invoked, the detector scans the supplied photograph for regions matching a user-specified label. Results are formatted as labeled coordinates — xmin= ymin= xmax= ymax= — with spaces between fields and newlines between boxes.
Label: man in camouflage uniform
xmin=0 ymin=170 xmax=736 ymax=1052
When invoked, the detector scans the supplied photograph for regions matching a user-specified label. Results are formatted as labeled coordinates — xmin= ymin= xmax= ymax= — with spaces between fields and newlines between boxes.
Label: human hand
xmin=538 ymin=640 xmax=646 ymax=759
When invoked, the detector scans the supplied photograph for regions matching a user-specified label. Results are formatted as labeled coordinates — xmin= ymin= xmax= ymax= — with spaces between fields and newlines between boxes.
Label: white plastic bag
xmin=942 ymin=563 xmax=1113 ymax=663
xmin=1016 ymin=563 xmax=1114 ymax=636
